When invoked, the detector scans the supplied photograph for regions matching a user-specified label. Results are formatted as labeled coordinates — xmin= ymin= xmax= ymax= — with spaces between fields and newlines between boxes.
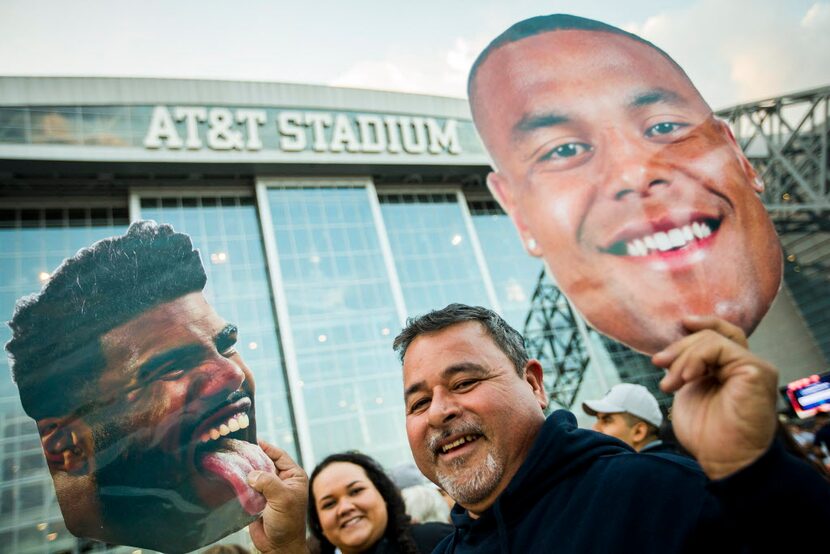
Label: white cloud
xmin=329 ymin=60 xmax=426 ymax=94
xmin=328 ymin=35 xmax=487 ymax=98
xmin=625 ymin=0 xmax=830 ymax=108
xmin=802 ymin=1 xmax=830 ymax=28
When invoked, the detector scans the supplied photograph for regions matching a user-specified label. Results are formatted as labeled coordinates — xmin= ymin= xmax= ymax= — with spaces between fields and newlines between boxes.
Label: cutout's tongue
xmin=199 ymin=438 xmax=275 ymax=515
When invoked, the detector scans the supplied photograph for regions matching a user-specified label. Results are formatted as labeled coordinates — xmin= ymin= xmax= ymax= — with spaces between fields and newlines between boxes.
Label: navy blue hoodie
xmin=433 ymin=410 xmax=829 ymax=553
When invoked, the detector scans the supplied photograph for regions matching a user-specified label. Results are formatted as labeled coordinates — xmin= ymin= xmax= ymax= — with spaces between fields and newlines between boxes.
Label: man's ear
xmin=524 ymin=359 xmax=548 ymax=410
xmin=37 ymin=417 xmax=94 ymax=475
xmin=714 ymin=117 xmax=763 ymax=193
xmin=486 ymin=172 xmax=543 ymax=257
xmin=630 ymin=420 xmax=648 ymax=446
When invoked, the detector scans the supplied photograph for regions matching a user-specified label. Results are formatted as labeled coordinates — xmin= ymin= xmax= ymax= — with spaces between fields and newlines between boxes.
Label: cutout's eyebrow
xmin=135 ymin=324 xmax=238 ymax=383
xmin=137 ymin=344 xmax=205 ymax=383
xmin=513 ymin=111 xmax=570 ymax=137
xmin=629 ymin=88 xmax=686 ymax=109
xmin=215 ymin=324 xmax=238 ymax=353
xmin=404 ymin=363 xmax=491 ymax=400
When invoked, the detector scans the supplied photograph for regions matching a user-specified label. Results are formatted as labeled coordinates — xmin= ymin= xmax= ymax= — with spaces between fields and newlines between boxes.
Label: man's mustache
xmin=426 ymin=419 xmax=485 ymax=457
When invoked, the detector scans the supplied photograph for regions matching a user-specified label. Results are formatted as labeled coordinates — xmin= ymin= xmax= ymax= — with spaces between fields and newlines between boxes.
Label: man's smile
xmin=440 ymin=434 xmax=482 ymax=454
xmin=429 ymin=423 xmax=487 ymax=465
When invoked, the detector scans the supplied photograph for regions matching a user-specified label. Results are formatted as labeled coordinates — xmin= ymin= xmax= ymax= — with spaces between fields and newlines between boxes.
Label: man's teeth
xmin=441 ymin=435 xmax=479 ymax=453
xmin=625 ymin=222 xmax=712 ymax=256
xmin=200 ymin=413 xmax=250 ymax=443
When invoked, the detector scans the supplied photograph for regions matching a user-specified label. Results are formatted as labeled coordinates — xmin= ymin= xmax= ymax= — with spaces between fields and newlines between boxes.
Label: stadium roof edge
xmin=0 ymin=76 xmax=472 ymax=119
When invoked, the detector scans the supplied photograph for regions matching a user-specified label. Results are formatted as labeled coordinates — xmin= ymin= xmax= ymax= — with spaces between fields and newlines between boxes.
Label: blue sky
xmin=1 ymin=0 xmax=828 ymax=109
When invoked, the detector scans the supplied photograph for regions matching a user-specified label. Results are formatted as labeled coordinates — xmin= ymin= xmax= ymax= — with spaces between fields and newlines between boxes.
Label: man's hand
xmin=652 ymin=315 xmax=778 ymax=480
xmin=247 ymin=441 xmax=308 ymax=554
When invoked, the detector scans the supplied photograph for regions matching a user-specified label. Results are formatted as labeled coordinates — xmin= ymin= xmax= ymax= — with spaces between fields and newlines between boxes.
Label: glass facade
xmin=467 ymin=199 xmax=543 ymax=331
xmin=379 ymin=192 xmax=493 ymax=316
xmin=264 ymin=184 xmax=406 ymax=467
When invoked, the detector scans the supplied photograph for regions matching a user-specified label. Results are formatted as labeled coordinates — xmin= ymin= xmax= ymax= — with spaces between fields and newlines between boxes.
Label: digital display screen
xmin=785 ymin=371 xmax=830 ymax=419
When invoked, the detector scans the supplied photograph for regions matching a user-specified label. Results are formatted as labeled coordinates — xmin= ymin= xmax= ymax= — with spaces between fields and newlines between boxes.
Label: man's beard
xmin=436 ymin=451 xmax=503 ymax=506
xmin=427 ymin=418 xmax=505 ymax=506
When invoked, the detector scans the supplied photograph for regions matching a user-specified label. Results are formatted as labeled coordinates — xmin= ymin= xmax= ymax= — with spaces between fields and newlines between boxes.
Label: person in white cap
xmin=583 ymin=383 xmax=666 ymax=453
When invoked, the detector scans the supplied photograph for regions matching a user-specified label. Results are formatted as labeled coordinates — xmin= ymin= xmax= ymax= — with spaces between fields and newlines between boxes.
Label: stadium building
xmin=0 ymin=77 xmax=827 ymax=553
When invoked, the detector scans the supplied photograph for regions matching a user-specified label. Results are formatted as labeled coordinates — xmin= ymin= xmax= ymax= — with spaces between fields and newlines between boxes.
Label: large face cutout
xmin=7 ymin=224 xmax=275 ymax=553
xmin=475 ymin=29 xmax=782 ymax=354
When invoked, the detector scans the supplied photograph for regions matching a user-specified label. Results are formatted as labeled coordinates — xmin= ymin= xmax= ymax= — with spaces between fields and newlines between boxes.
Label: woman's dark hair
xmin=308 ymin=451 xmax=418 ymax=554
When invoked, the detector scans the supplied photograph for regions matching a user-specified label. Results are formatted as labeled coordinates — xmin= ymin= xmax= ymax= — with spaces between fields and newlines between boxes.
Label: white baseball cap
xmin=582 ymin=383 xmax=663 ymax=428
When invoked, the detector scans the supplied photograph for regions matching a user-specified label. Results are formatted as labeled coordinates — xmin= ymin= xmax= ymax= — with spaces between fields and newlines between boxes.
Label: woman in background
xmin=308 ymin=451 xmax=452 ymax=554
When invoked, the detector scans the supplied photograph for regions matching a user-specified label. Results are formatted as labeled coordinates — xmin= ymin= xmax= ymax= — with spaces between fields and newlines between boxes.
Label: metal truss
xmin=716 ymin=85 xmax=830 ymax=216
xmin=523 ymin=268 xmax=591 ymax=409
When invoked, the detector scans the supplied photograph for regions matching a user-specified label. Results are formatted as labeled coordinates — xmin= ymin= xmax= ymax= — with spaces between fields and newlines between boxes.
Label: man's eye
xmin=349 ymin=487 xmax=365 ymax=496
xmin=453 ymin=379 xmax=477 ymax=391
xmin=409 ymin=398 xmax=429 ymax=414
xmin=221 ymin=346 xmax=237 ymax=358
xmin=644 ymin=121 xmax=690 ymax=138
xmin=541 ymin=142 xmax=592 ymax=161
xmin=320 ymin=501 xmax=335 ymax=510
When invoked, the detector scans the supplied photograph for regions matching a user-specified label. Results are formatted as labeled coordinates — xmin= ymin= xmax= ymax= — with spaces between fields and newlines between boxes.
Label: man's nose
xmin=602 ymin=131 xmax=671 ymax=200
xmin=191 ymin=354 xmax=246 ymax=399
xmin=427 ymin=388 xmax=462 ymax=427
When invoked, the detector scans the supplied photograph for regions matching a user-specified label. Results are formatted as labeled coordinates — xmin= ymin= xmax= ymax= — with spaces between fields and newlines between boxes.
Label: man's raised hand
xmin=652 ymin=315 xmax=777 ymax=480
xmin=247 ymin=441 xmax=308 ymax=554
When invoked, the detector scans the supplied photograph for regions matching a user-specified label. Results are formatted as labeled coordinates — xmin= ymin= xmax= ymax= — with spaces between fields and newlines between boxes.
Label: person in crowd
xmin=811 ymin=412 xmax=830 ymax=467
xmin=389 ymin=462 xmax=430 ymax=490
xmin=389 ymin=462 xmax=452 ymax=522
xmin=582 ymin=383 xmax=671 ymax=453
xmin=400 ymin=485 xmax=452 ymax=524
xmin=776 ymin=416 xmax=830 ymax=480
xmin=434 ymin=486 xmax=455 ymax=513
xmin=308 ymin=451 xmax=452 ymax=554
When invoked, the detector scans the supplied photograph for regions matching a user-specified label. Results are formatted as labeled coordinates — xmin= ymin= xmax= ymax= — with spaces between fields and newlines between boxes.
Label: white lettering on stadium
xmin=143 ymin=106 xmax=461 ymax=155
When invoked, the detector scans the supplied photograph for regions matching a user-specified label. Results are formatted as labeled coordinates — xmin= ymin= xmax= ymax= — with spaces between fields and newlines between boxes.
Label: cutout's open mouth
xmin=191 ymin=396 xmax=255 ymax=464
xmin=601 ymin=217 xmax=722 ymax=257
xmin=187 ymin=396 xmax=273 ymax=515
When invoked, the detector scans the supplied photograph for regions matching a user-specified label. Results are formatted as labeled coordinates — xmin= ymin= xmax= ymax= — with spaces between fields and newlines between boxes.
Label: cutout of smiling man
xmin=5 ymin=221 xmax=275 ymax=553
xmin=470 ymin=14 xmax=782 ymax=354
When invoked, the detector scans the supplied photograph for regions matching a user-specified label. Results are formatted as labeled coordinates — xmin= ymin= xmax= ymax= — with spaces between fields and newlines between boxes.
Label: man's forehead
xmin=402 ymin=322 xmax=500 ymax=381
xmin=404 ymin=321 xmax=487 ymax=354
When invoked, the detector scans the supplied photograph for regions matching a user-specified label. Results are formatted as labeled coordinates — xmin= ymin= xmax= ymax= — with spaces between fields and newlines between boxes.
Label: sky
xmin=1 ymin=0 xmax=829 ymax=110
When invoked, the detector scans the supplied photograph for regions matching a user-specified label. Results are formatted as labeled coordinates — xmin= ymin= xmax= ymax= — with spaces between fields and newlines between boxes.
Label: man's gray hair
xmin=393 ymin=304 xmax=529 ymax=376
